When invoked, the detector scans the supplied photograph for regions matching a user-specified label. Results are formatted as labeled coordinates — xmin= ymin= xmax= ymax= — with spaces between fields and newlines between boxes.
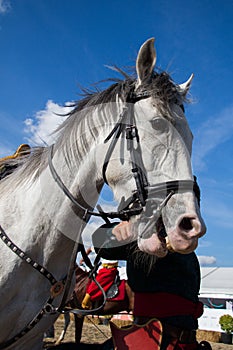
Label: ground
xmin=43 ymin=315 xmax=232 ymax=349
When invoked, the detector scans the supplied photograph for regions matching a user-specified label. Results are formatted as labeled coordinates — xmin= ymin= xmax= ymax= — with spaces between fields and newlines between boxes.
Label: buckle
xmin=50 ymin=281 xmax=64 ymax=298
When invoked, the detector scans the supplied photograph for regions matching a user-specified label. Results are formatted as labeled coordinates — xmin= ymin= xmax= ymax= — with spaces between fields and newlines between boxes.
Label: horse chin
xmin=167 ymin=235 xmax=198 ymax=254
xmin=137 ymin=231 xmax=168 ymax=257
xmin=134 ymin=215 xmax=167 ymax=257
xmin=137 ymin=230 xmax=197 ymax=256
xmin=138 ymin=234 xmax=168 ymax=257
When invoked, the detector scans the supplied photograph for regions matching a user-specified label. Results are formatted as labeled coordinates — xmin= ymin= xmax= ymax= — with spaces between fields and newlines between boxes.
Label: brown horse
xmin=56 ymin=266 xmax=134 ymax=344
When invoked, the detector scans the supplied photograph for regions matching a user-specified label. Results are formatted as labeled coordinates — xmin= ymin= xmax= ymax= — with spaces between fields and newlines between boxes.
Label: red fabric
xmin=110 ymin=318 xmax=162 ymax=350
xmin=175 ymin=342 xmax=199 ymax=350
xmin=86 ymin=267 xmax=118 ymax=301
xmin=108 ymin=279 xmax=126 ymax=301
xmin=134 ymin=292 xmax=203 ymax=319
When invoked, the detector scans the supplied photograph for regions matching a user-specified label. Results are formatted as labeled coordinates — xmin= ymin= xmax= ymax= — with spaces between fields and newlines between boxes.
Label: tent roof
xmin=200 ymin=267 xmax=233 ymax=296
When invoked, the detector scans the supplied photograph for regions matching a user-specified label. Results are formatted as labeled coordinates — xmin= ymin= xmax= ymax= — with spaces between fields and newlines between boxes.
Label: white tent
xmin=199 ymin=267 xmax=233 ymax=332
xmin=200 ymin=267 xmax=233 ymax=298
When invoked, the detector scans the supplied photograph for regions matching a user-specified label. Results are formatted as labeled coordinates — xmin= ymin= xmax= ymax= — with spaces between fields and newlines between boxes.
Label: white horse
xmin=0 ymin=38 xmax=206 ymax=349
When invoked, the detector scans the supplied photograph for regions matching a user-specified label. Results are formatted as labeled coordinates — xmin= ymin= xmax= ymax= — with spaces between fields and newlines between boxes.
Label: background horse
xmin=54 ymin=266 xmax=134 ymax=344
xmin=0 ymin=38 xmax=205 ymax=349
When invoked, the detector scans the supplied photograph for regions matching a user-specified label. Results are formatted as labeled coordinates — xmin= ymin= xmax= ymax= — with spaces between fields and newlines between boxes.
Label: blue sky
xmin=0 ymin=0 xmax=232 ymax=266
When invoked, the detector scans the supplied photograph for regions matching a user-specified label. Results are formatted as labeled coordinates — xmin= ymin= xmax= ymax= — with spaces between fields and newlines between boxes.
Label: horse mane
xmin=63 ymin=68 xmax=183 ymax=118
xmin=1 ymin=68 xmax=185 ymax=189
xmin=53 ymin=68 xmax=184 ymax=158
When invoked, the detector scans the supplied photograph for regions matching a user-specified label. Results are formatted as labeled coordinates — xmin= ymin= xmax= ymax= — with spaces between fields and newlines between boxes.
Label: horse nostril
xmin=179 ymin=217 xmax=193 ymax=231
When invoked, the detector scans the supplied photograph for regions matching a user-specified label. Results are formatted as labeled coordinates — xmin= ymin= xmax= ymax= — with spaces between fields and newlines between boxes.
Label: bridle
xmin=0 ymin=89 xmax=200 ymax=349
xmin=48 ymin=91 xmax=200 ymax=223
xmin=101 ymin=92 xmax=200 ymax=220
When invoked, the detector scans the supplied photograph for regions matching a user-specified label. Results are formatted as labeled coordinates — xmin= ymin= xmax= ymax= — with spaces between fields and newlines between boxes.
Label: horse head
xmin=46 ymin=38 xmax=206 ymax=256
xmin=97 ymin=38 xmax=206 ymax=256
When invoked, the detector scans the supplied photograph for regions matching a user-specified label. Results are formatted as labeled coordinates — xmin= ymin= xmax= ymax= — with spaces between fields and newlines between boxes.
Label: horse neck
xmin=51 ymin=139 xmax=102 ymax=212
xmin=50 ymin=100 xmax=124 ymax=204
xmin=37 ymin=104 xmax=120 ymax=245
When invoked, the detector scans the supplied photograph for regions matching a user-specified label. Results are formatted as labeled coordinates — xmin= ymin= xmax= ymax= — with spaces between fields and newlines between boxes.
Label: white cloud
xmin=24 ymin=100 xmax=73 ymax=146
xmin=198 ymin=255 xmax=216 ymax=266
xmin=193 ymin=105 xmax=233 ymax=171
xmin=0 ymin=143 xmax=13 ymax=158
xmin=0 ymin=0 xmax=11 ymax=14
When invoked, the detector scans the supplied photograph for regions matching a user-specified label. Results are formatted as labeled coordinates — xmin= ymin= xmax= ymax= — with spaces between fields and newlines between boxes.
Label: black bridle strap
xmin=146 ymin=178 xmax=200 ymax=204
xmin=126 ymin=123 xmax=148 ymax=206
xmin=102 ymin=105 xmax=128 ymax=185
xmin=48 ymin=144 xmax=143 ymax=221
xmin=56 ymin=238 xmax=80 ymax=313
xmin=102 ymin=103 xmax=148 ymax=206
xmin=48 ymin=145 xmax=90 ymax=221
xmin=138 ymin=178 xmax=200 ymax=240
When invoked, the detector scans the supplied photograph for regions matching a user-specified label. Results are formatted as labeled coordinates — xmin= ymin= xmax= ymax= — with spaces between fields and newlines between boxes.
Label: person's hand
xmin=112 ymin=221 xmax=133 ymax=242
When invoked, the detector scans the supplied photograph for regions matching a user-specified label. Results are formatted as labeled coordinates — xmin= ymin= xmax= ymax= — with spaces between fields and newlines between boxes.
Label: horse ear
xmin=136 ymin=38 xmax=156 ymax=87
xmin=178 ymin=74 xmax=194 ymax=96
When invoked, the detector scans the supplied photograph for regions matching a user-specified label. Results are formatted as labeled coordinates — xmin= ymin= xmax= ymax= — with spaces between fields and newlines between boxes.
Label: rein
xmin=48 ymin=144 xmax=143 ymax=222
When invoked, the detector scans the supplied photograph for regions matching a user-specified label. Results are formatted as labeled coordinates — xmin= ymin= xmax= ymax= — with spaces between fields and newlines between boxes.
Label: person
xmin=91 ymin=221 xmax=208 ymax=350
xmin=80 ymin=246 xmax=119 ymax=310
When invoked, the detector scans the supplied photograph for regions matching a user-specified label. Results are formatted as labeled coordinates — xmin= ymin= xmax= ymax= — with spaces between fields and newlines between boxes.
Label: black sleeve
xmin=91 ymin=222 xmax=131 ymax=261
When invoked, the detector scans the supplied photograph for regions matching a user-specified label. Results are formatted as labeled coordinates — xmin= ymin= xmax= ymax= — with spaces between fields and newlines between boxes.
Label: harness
xmin=0 ymin=90 xmax=200 ymax=349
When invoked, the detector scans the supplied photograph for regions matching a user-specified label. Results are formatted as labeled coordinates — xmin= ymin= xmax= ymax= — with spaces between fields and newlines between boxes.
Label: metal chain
xmin=0 ymin=296 xmax=55 ymax=350
xmin=0 ymin=225 xmax=65 ymax=349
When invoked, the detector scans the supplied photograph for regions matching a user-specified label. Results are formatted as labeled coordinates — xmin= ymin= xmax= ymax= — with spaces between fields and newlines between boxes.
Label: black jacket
xmin=92 ymin=223 xmax=200 ymax=303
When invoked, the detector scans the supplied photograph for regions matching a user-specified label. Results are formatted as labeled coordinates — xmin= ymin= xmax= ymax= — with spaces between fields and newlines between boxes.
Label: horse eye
xmin=150 ymin=118 xmax=168 ymax=132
